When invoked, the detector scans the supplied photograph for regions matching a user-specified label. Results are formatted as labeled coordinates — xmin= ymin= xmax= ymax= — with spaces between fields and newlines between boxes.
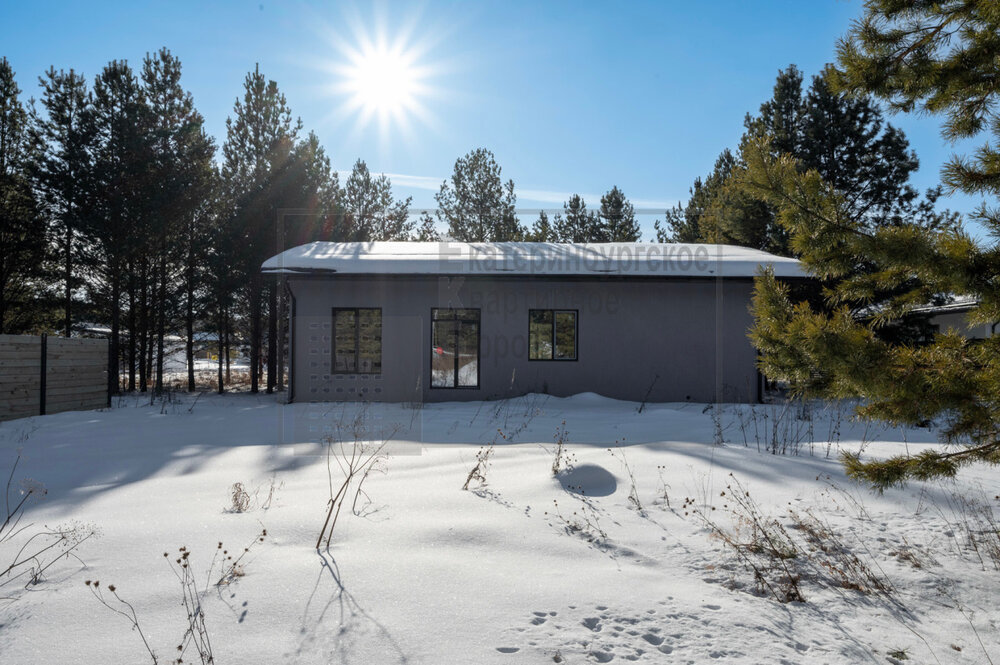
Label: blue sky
xmin=1 ymin=0 xmax=987 ymax=236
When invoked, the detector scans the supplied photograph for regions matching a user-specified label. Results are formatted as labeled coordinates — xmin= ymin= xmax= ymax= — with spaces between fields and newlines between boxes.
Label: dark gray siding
xmin=287 ymin=275 xmax=759 ymax=404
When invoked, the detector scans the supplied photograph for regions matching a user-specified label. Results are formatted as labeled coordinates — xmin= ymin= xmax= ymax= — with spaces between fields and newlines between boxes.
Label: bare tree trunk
xmin=217 ymin=298 xmax=225 ymax=394
xmin=249 ymin=274 xmax=261 ymax=393
xmin=266 ymin=280 xmax=276 ymax=394
xmin=154 ymin=252 xmax=166 ymax=394
xmin=138 ymin=263 xmax=148 ymax=392
xmin=109 ymin=268 xmax=121 ymax=395
xmin=224 ymin=307 xmax=231 ymax=385
xmin=185 ymin=216 xmax=196 ymax=392
xmin=63 ymin=225 xmax=72 ymax=337
xmin=186 ymin=270 xmax=195 ymax=392
xmin=127 ymin=274 xmax=136 ymax=391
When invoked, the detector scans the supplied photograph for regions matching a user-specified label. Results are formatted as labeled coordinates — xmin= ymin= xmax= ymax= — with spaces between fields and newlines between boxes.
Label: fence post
xmin=39 ymin=333 xmax=47 ymax=416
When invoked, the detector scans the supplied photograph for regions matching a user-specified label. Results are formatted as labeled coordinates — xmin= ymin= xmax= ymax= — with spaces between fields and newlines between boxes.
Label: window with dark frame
xmin=431 ymin=308 xmax=480 ymax=388
xmin=528 ymin=309 xmax=577 ymax=360
xmin=332 ymin=308 xmax=382 ymax=374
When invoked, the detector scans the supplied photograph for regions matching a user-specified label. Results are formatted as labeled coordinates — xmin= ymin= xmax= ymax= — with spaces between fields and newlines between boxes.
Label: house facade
xmin=263 ymin=242 xmax=804 ymax=404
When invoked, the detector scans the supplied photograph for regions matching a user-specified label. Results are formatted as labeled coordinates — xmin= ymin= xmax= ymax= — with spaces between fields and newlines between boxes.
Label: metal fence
xmin=0 ymin=334 xmax=109 ymax=422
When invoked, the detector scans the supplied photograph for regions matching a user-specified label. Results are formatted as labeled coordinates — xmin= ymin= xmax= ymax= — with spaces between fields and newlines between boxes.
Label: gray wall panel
xmin=287 ymin=275 xmax=758 ymax=404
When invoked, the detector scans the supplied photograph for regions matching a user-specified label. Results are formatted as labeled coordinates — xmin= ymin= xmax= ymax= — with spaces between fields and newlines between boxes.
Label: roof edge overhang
xmin=265 ymin=270 xmax=814 ymax=282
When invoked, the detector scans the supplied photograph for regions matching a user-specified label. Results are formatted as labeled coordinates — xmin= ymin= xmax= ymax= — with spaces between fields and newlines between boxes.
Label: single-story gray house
xmin=262 ymin=241 xmax=804 ymax=404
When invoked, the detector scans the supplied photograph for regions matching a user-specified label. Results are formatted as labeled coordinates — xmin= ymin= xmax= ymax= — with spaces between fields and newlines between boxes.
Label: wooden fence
xmin=0 ymin=334 xmax=109 ymax=422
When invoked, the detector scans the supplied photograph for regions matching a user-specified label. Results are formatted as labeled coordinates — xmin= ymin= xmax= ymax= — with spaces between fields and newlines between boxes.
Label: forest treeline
xmin=0 ymin=50 xmax=648 ymax=395
xmin=0 ymin=49 xmax=953 ymax=396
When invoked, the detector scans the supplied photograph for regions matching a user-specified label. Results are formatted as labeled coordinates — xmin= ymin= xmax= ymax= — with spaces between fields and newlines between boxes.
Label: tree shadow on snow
xmin=0 ymin=392 xmax=951 ymax=512
xmin=296 ymin=549 xmax=408 ymax=665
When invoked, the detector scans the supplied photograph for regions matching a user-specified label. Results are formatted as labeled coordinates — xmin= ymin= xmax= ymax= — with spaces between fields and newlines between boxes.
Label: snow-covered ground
xmin=1 ymin=393 xmax=997 ymax=664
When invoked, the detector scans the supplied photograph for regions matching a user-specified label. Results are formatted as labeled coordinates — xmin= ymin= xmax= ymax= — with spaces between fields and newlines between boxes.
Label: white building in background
xmin=915 ymin=297 xmax=996 ymax=340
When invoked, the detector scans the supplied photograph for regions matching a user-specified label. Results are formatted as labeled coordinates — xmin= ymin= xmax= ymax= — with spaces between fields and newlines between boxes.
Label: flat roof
xmin=261 ymin=241 xmax=805 ymax=278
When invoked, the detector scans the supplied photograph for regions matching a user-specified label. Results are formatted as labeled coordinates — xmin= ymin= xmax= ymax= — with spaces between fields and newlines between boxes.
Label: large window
xmin=529 ymin=309 xmax=577 ymax=360
xmin=333 ymin=308 xmax=382 ymax=373
xmin=431 ymin=308 xmax=480 ymax=388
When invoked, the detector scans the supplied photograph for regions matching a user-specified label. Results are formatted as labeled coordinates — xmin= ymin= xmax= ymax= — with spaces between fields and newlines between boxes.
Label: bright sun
xmin=313 ymin=13 xmax=442 ymax=140
xmin=347 ymin=46 xmax=418 ymax=115
xmin=333 ymin=33 xmax=434 ymax=137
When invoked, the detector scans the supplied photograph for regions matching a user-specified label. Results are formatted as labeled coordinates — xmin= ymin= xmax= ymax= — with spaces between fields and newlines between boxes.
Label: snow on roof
xmin=910 ymin=295 xmax=980 ymax=315
xmin=261 ymin=241 xmax=804 ymax=278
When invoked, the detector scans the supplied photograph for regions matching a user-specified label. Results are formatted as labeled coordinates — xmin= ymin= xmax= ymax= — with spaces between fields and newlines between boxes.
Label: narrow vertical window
xmin=528 ymin=309 xmax=577 ymax=360
xmin=431 ymin=308 xmax=480 ymax=388
xmin=332 ymin=308 xmax=381 ymax=374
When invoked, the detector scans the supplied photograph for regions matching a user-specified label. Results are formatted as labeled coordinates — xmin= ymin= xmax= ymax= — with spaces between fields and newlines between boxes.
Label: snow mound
xmin=556 ymin=463 xmax=617 ymax=497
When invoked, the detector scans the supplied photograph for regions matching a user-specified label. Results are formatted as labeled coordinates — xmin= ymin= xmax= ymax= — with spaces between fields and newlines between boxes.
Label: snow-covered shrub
xmin=654 ymin=465 xmax=671 ymax=509
xmin=696 ymin=475 xmax=803 ymax=602
xmin=2 ymin=454 xmax=99 ymax=596
xmin=546 ymin=496 xmax=607 ymax=544
xmin=936 ymin=488 xmax=1000 ymax=572
xmin=87 ymin=528 xmax=267 ymax=665
xmin=787 ymin=508 xmax=892 ymax=596
xmin=317 ymin=408 xmax=394 ymax=549
xmin=608 ymin=446 xmax=642 ymax=513
xmin=225 ymin=477 xmax=282 ymax=514
xmin=697 ymin=473 xmax=896 ymax=603
xmin=463 ymin=442 xmax=495 ymax=491
xmin=228 ymin=482 xmax=251 ymax=513
xmin=551 ymin=421 xmax=569 ymax=476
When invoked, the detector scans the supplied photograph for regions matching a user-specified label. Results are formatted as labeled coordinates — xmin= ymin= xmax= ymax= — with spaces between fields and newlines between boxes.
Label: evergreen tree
xmin=413 ymin=211 xmax=439 ymax=241
xmin=668 ymin=65 xmax=929 ymax=256
xmin=342 ymin=159 xmax=413 ymax=240
xmin=30 ymin=66 xmax=93 ymax=337
xmin=555 ymin=194 xmax=598 ymax=242
xmin=743 ymin=0 xmax=1000 ymax=488
xmin=222 ymin=64 xmax=301 ymax=393
xmin=142 ymin=48 xmax=214 ymax=393
xmin=88 ymin=59 xmax=149 ymax=392
xmin=0 ymin=58 xmax=46 ymax=333
xmin=835 ymin=0 xmax=1000 ymax=206
xmin=798 ymin=67 xmax=919 ymax=228
xmin=598 ymin=186 xmax=641 ymax=241
xmin=700 ymin=142 xmax=783 ymax=252
xmin=755 ymin=64 xmax=804 ymax=158
xmin=282 ymin=132 xmax=340 ymax=247
xmin=526 ymin=210 xmax=558 ymax=242
xmin=658 ymin=151 xmax=735 ymax=243
xmin=436 ymin=148 xmax=523 ymax=241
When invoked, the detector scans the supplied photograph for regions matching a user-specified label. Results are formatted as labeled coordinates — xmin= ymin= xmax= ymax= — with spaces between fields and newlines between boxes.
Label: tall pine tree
xmin=597 ymin=186 xmax=641 ymax=241
xmin=663 ymin=65 xmax=931 ymax=256
xmin=436 ymin=148 xmax=523 ymax=241
xmin=30 ymin=67 xmax=93 ymax=337
xmin=744 ymin=0 xmax=1000 ymax=488
xmin=526 ymin=210 xmax=558 ymax=242
xmin=0 ymin=58 xmax=46 ymax=333
xmin=555 ymin=194 xmax=598 ymax=242
xmin=222 ymin=64 xmax=301 ymax=393
xmin=88 ymin=59 xmax=149 ymax=393
xmin=142 ymin=48 xmax=214 ymax=393
xmin=342 ymin=159 xmax=412 ymax=240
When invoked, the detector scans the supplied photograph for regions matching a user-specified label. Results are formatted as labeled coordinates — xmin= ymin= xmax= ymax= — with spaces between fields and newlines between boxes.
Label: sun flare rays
xmin=309 ymin=11 xmax=444 ymax=143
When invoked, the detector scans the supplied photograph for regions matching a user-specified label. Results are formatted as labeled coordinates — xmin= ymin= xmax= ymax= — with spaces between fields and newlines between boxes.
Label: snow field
xmin=0 ymin=393 xmax=997 ymax=664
